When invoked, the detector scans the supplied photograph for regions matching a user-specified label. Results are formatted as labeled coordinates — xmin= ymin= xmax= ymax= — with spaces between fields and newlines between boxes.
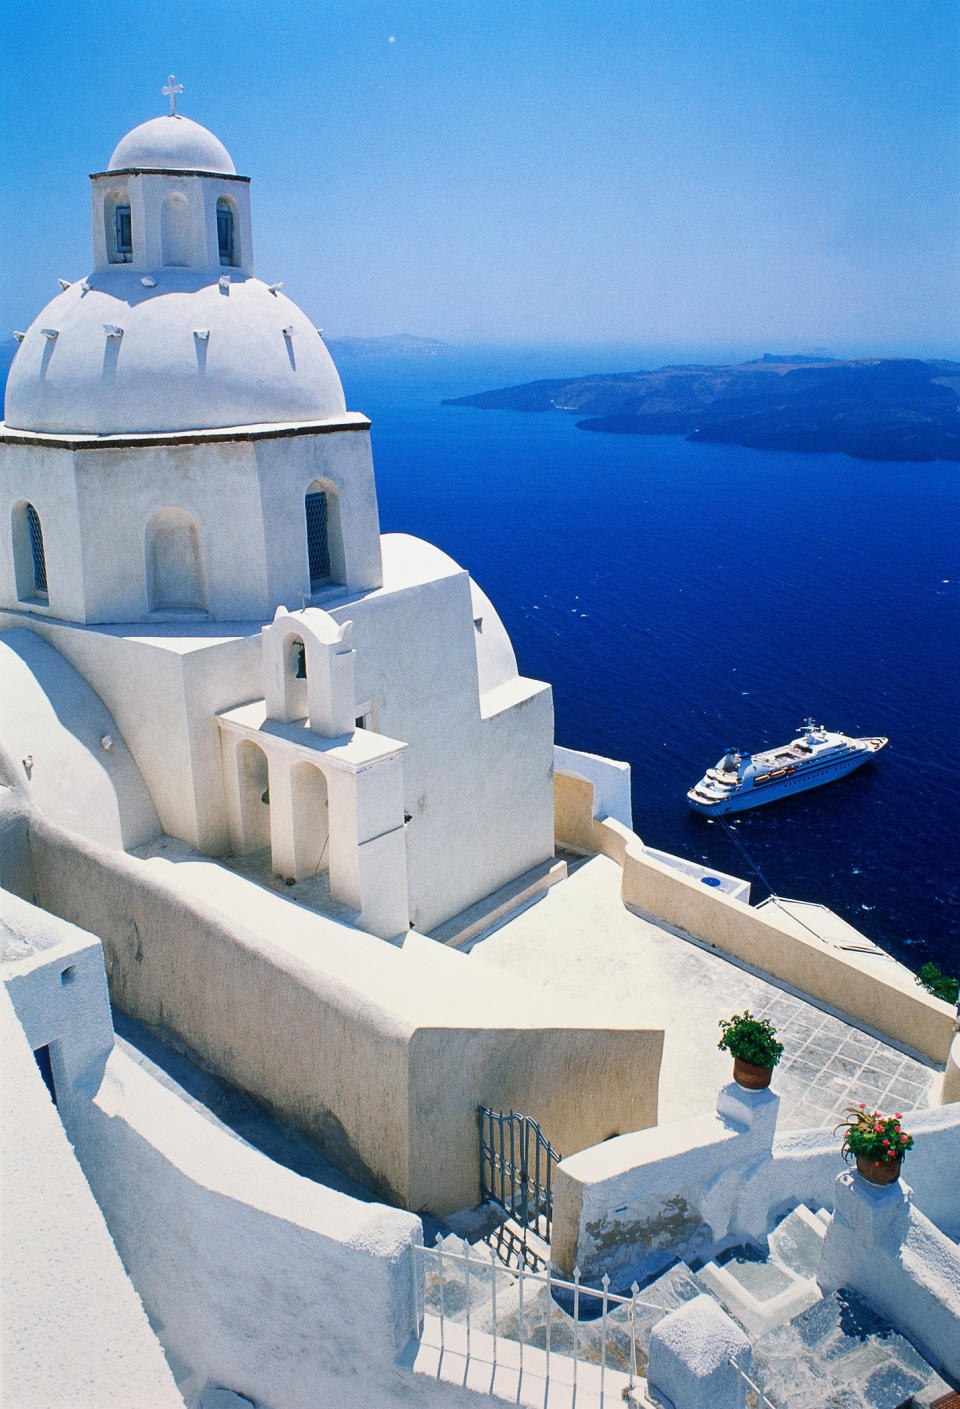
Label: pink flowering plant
xmin=835 ymin=1104 xmax=914 ymax=1167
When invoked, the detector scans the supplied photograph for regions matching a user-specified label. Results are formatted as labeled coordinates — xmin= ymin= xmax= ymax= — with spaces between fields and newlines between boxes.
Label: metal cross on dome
xmin=162 ymin=75 xmax=184 ymax=115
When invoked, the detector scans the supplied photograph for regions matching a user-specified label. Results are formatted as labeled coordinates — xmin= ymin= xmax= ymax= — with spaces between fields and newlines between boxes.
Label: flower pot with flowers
xmin=718 ymin=1011 xmax=784 ymax=1089
xmin=835 ymin=1104 xmax=914 ymax=1185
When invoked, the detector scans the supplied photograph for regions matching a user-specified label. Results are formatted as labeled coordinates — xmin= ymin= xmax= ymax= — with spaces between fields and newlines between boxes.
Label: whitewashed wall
xmin=1 ymin=890 xmax=542 ymax=1408
xmin=553 ymin=1079 xmax=960 ymax=1284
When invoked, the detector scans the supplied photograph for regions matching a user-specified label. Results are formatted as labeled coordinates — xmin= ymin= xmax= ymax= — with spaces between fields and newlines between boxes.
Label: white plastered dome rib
xmin=4 ymin=277 xmax=347 ymax=434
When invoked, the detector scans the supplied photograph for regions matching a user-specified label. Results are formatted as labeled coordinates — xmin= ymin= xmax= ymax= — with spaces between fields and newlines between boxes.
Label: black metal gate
xmin=478 ymin=1106 xmax=561 ymax=1247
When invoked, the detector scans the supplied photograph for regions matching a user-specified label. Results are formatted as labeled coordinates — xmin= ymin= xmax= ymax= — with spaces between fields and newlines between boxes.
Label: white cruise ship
xmin=687 ymin=720 xmax=887 ymax=815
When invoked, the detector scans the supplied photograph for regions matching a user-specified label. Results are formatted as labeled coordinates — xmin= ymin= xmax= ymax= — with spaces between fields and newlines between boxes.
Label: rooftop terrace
xmin=466 ymin=854 xmax=939 ymax=1130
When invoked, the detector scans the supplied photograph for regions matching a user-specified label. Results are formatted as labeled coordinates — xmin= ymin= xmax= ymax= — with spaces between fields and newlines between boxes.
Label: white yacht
xmin=687 ymin=720 xmax=887 ymax=815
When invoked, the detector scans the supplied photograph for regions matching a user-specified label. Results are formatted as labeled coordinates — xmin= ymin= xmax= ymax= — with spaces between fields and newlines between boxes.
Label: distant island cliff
xmin=325 ymin=333 xmax=449 ymax=358
xmin=443 ymin=354 xmax=960 ymax=462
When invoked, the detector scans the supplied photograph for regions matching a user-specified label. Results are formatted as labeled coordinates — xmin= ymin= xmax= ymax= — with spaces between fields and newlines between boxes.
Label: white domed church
xmin=7 ymin=92 xmax=956 ymax=1409
xmin=0 ymin=88 xmax=653 ymax=1235
xmin=0 ymin=100 xmax=563 ymax=939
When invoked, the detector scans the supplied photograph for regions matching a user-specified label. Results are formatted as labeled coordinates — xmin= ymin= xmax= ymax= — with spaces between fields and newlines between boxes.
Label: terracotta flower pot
xmin=856 ymin=1152 xmax=902 ymax=1185
xmin=733 ymin=1057 xmax=773 ymax=1089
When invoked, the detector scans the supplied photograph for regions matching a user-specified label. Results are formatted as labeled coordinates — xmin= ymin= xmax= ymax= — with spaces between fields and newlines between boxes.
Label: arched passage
xmin=12 ymin=500 xmax=48 ymax=601
xmin=236 ymin=739 xmax=271 ymax=855
xmin=288 ymin=760 xmax=330 ymax=879
xmin=145 ymin=507 xmax=207 ymax=613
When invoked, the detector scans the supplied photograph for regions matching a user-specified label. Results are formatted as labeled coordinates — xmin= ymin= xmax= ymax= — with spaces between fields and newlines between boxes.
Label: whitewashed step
xmin=767 ymin=1202 xmax=828 ymax=1279
xmin=694 ymin=1244 xmax=823 ymax=1337
xmin=752 ymin=1287 xmax=953 ymax=1409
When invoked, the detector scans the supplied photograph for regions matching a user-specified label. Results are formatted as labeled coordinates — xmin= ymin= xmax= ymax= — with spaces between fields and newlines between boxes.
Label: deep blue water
xmin=337 ymin=349 xmax=960 ymax=978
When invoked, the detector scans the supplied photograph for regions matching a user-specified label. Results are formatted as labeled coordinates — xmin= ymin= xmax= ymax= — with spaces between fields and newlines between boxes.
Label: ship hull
xmin=687 ymin=737 xmax=885 ymax=816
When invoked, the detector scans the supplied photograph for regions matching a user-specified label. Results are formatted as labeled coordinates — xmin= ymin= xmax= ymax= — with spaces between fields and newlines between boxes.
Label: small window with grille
xmin=217 ymin=200 xmax=235 ymax=266
xmin=114 ymin=205 xmax=132 ymax=262
xmin=25 ymin=504 xmax=48 ymax=599
xmin=305 ymin=490 xmax=331 ymax=588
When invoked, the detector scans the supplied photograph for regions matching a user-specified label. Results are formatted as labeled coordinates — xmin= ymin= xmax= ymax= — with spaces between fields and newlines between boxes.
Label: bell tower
xmin=89 ymin=79 xmax=254 ymax=277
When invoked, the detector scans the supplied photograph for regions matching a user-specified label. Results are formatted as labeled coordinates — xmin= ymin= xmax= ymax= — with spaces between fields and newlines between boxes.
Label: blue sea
xmin=2 ymin=341 xmax=957 ymax=976
xmin=336 ymin=347 xmax=960 ymax=979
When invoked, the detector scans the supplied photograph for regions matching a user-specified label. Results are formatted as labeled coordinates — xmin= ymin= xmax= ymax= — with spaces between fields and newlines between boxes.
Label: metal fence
xmin=413 ymin=1235 xmax=670 ymax=1406
xmin=412 ymin=1237 xmax=782 ymax=1408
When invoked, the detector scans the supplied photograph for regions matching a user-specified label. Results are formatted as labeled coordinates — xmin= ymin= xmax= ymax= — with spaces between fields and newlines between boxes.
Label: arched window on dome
xmin=304 ymin=481 xmax=344 ymax=591
xmin=161 ymin=192 xmax=190 ymax=266
xmin=11 ymin=501 xmax=48 ymax=602
xmin=104 ymin=190 xmax=133 ymax=264
xmin=217 ymin=197 xmax=237 ymax=267
xmin=145 ymin=508 xmax=207 ymax=614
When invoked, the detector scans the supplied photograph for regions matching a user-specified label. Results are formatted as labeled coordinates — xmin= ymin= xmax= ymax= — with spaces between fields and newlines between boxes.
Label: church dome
xmin=107 ymin=115 xmax=236 ymax=174
xmin=4 ymin=274 xmax=347 ymax=434
xmin=4 ymin=102 xmax=349 ymax=435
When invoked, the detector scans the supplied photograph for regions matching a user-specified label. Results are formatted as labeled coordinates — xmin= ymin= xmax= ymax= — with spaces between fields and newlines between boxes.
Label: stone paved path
xmin=748 ymin=989 xmax=935 ymax=1132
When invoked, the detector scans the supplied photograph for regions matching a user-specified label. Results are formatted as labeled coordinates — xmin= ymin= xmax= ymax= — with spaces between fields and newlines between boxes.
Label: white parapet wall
xmin=552 ymin=781 xmax=955 ymax=1066
xmin=588 ymin=816 xmax=957 ymax=1065
xmin=553 ymin=744 xmax=633 ymax=830
xmin=818 ymin=1170 xmax=960 ymax=1382
xmin=552 ymin=1077 xmax=960 ymax=1284
xmin=62 ymin=1045 xmax=425 ymax=1408
xmin=942 ymin=1030 xmax=960 ymax=1104
xmin=24 ymin=808 xmax=663 ymax=1217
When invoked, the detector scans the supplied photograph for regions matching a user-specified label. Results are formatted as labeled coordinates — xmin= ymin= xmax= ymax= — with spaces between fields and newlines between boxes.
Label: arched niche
xmin=11 ymin=500 xmax=48 ymax=602
xmin=103 ymin=188 xmax=132 ymax=264
xmin=145 ymin=507 xmax=207 ymax=613
xmin=217 ymin=196 xmax=238 ymax=267
xmin=304 ymin=479 xmax=344 ymax=590
xmin=161 ymin=192 xmax=191 ymax=266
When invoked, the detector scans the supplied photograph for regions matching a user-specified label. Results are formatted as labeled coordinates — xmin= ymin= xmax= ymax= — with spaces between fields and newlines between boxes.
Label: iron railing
xmin=414 ymin=1235 xmax=672 ymax=1406
xmin=412 ymin=1238 xmax=782 ymax=1408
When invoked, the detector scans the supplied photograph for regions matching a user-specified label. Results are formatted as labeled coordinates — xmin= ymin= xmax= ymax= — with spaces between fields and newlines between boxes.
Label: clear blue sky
xmin=3 ymin=0 xmax=958 ymax=360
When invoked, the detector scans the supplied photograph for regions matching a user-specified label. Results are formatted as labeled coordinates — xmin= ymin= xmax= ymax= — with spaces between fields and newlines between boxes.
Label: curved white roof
xmin=107 ymin=115 xmax=236 ymax=174
xmin=4 ymin=272 xmax=347 ymax=434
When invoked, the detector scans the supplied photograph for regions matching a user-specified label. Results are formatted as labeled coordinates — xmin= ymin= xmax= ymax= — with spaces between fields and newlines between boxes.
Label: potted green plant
xmin=835 ymin=1104 xmax=914 ymax=1185
xmin=717 ymin=1010 xmax=784 ymax=1089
